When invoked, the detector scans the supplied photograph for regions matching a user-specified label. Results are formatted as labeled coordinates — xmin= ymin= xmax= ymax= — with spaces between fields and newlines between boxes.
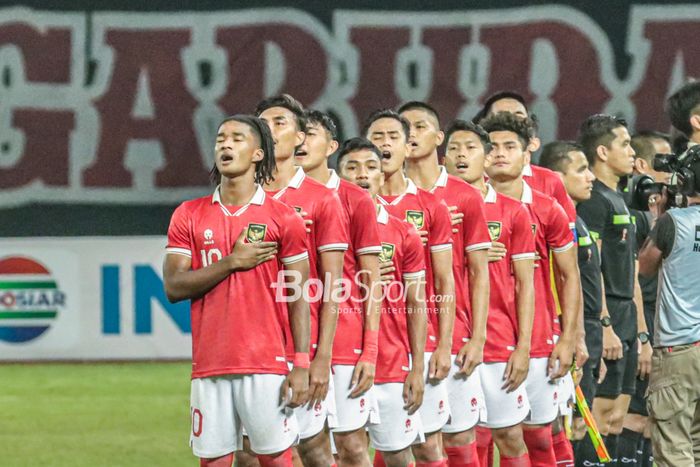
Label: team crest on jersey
xmin=531 ymin=223 xmax=537 ymax=236
xmin=487 ymin=221 xmax=502 ymax=241
xmin=379 ymin=243 xmax=395 ymax=262
xmin=245 ymin=223 xmax=267 ymax=243
xmin=406 ymin=210 xmax=425 ymax=230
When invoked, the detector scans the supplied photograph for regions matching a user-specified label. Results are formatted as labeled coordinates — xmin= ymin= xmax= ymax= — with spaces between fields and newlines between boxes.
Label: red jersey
xmin=523 ymin=164 xmax=577 ymax=229
xmin=166 ymin=185 xmax=309 ymax=379
xmin=325 ymin=169 xmax=382 ymax=365
xmin=375 ymin=205 xmax=426 ymax=383
xmin=482 ymin=185 xmax=537 ymax=362
xmin=377 ymin=178 xmax=453 ymax=352
xmin=267 ymin=167 xmax=350 ymax=357
xmin=520 ymin=182 xmax=574 ymax=358
xmin=427 ymin=167 xmax=491 ymax=353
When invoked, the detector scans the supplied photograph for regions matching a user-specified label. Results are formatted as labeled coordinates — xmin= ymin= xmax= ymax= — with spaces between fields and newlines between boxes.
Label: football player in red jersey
xmin=364 ymin=109 xmax=455 ymax=467
xmin=164 ymin=115 xmax=310 ymax=467
xmin=338 ymin=137 xmax=429 ymax=467
xmin=482 ymin=112 xmax=582 ymax=467
xmin=399 ymin=102 xmax=491 ymax=467
xmin=297 ymin=110 xmax=385 ymax=466
xmin=444 ymin=119 xmax=537 ymax=467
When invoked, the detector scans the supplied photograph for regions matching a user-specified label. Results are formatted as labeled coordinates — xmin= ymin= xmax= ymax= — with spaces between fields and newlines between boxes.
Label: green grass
xmin=0 ymin=362 xmax=194 ymax=466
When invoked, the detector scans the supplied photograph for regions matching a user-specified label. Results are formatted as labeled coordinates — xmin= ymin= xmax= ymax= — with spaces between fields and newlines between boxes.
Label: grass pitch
xmin=0 ymin=362 xmax=193 ymax=466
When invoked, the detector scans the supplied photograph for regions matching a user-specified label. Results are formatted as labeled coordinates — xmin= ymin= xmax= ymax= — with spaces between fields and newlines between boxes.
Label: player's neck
xmin=593 ymin=165 xmax=619 ymax=192
xmin=219 ymin=173 xmax=257 ymax=206
xmin=405 ymin=151 xmax=440 ymax=190
xmin=490 ymin=176 xmax=524 ymax=201
xmin=470 ymin=177 xmax=488 ymax=197
xmin=381 ymin=169 xmax=408 ymax=196
xmin=265 ymin=156 xmax=297 ymax=191
xmin=304 ymin=164 xmax=331 ymax=186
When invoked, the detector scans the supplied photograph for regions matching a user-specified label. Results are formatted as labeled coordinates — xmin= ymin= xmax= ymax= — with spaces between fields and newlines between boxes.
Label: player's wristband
xmin=359 ymin=329 xmax=379 ymax=364
xmin=293 ymin=352 xmax=310 ymax=369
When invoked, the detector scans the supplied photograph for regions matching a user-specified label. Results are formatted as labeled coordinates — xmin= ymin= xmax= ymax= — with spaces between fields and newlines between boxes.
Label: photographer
xmin=639 ymin=80 xmax=700 ymax=467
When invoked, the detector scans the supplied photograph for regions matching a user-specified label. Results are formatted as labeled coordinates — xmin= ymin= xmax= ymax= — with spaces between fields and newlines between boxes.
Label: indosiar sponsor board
xmin=0 ymin=237 xmax=191 ymax=360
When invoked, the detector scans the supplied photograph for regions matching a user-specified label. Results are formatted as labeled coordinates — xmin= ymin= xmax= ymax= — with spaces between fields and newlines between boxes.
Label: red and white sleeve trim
xmin=166 ymin=247 xmax=192 ymax=257
xmin=356 ymin=245 xmax=382 ymax=255
xmin=465 ymin=241 xmax=492 ymax=252
xmin=317 ymin=243 xmax=349 ymax=252
xmin=429 ymin=243 xmax=453 ymax=253
xmin=551 ymin=241 xmax=575 ymax=253
xmin=281 ymin=251 xmax=309 ymax=265
xmin=511 ymin=252 xmax=537 ymax=261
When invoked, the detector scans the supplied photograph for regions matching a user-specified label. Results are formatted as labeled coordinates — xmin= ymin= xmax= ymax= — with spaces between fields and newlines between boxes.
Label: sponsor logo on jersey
xmin=487 ymin=221 xmax=502 ymax=241
xmin=203 ymin=228 xmax=214 ymax=245
xmin=406 ymin=210 xmax=425 ymax=230
xmin=245 ymin=223 xmax=268 ymax=243
xmin=0 ymin=256 xmax=66 ymax=343
xmin=379 ymin=243 xmax=395 ymax=262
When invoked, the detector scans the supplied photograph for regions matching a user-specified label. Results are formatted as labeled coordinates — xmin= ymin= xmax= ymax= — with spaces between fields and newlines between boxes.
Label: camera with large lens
xmin=621 ymin=174 xmax=665 ymax=211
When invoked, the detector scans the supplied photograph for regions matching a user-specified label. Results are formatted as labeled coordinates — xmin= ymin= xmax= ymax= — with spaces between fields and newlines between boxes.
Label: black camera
xmin=621 ymin=145 xmax=700 ymax=211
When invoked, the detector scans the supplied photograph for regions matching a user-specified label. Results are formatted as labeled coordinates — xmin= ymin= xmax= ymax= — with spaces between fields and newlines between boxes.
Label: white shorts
xmin=368 ymin=383 xmax=425 ymax=452
xmin=557 ymin=372 xmax=575 ymax=418
xmin=524 ymin=358 xmax=559 ymax=425
xmin=478 ymin=362 xmax=531 ymax=429
xmin=295 ymin=369 xmax=338 ymax=440
xmin=330 ymin=364 xmax=380 ymax=433
xmin=442 ymin=355 xmax=486 ymax=433
xmin=190 ymin=374 xmax=298 ymax=458
xmin=418 ymin=352 xmax=450 ymax=433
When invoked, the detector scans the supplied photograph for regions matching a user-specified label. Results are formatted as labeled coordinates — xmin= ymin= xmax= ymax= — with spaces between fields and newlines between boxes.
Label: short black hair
xmin=473 ymin=91 xmax=529 ymax=123
xmin=631 ymin=131 xmax=670 ymax=166
xmin=397 ymin=101 xmax=441 ymax=127
xmin=444 ymin=119 xmax=492 ymax=153
xmin=539 ymin=140 xmax=584 ymax=174
xmin=255 ymin=93 xmax=306 ymax=131
xmin=336 ymin=137 xmax=382 ymax=167
xmin=480 ymin=112 xmax=536 ymax=149
xmin=578 ymin=114 xmax=628 ymax=167
xmin=305 ymin=109 xmax=338 ymax=140
xmin=667 ymin=80 xmax=700 ymax=137
xmin=210 ymin=115 xmax=276 ymax=185
xmin=362 ymin=109 xmax=410 ymax=142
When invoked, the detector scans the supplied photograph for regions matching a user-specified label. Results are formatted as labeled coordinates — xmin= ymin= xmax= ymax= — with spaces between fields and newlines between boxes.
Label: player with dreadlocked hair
xmin=208 ymin=114 xmax=277 ymax=186
xmin=164 ymin=113 xmax=313 ymax=467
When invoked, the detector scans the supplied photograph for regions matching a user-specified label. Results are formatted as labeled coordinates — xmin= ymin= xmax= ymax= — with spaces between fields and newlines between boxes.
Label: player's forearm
xmin=633 ymin=260 xmax=648 ymax=333
xmin=406 ymin=280 xmax=427 ymax=371
xmin=358 ymin=254 xmax=382 ymax=333
xmin=163 ymin=258 xmax=233 ymax=303
xmin=513 ymin=259 xmax=535 ymax=351
xmin=467 ymin=249 xmax=489 ymax=342
xmin=287 ymin=260 xmax=311 ymax=354
xmin=433 ymin=267 xmax=456 ymax=350
xmin=315 ymin=251 xmax=344 ymax=360
xmin=555 ymin=256 xmax=582 ymax=342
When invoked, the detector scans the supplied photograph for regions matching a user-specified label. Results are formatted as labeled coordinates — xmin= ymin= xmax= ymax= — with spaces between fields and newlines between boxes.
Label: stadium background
xmin=1 ymin=0 xmax=697 ymax=464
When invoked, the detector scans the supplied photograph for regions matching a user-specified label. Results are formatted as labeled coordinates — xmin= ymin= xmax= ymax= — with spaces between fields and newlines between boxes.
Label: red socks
xmin=500 ymin=453 xmax=532 ymax=467
xmin=373 ymin=451 xmax=386 ymax=467
xmin=522 ymin=426 xmax=556 ymax=467
xmin=416 ymin=460 xmax=447 ymax=467
xmin=552 ymin=430 xmax=574 ymax=467
xmin=476 ymin=426 xmax=493 ymax=467
xmin=258 ymin=449 xmax=293 ymax=467
xmin=444 ymin=442 xmax=479 ymax=467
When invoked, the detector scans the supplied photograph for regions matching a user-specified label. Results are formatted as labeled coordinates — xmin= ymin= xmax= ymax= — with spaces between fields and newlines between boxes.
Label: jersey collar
xmin=212 ymin=184 xmax=266 ymax=216
xmin=272 ymin=167 xmax=306 ymax=200
xmin=377 ymin=177 xmax=418 ymax=206
xmin=522 ymin=164 xmax=533 ymax=177
xmin=484 ymin=184 xmax=498 ymax=204
xmin=521 ymin=180 xmax=534 ymax=204
xmin=376 ymin=204 xmax=389 ymax=224
xmin=429 ymin=166 xmax=449 ymax=193
xmin=326 ymin=169 xmax=341 ymax=190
